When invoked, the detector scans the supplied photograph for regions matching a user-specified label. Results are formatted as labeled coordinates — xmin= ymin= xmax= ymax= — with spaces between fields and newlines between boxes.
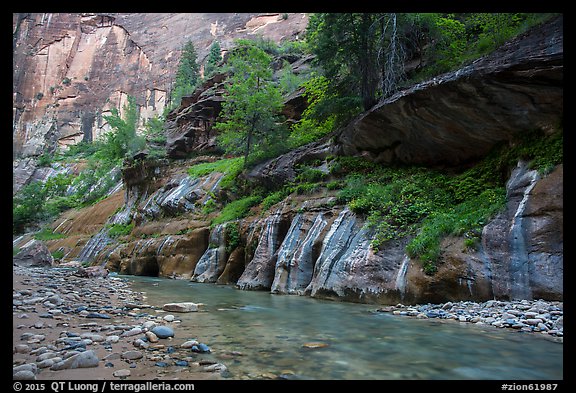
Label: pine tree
xmin=171 ymin=40 xmax=200 ymax=107
xmin=204 ymin=40 xmax=222 ymax=79
xmin=213 ymin=41 xmax=283 ymax=166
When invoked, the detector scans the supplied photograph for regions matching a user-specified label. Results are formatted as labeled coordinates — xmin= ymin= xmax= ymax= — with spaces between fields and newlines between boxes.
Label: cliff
xmin=12 ymin=12 xmax=308 ymax=192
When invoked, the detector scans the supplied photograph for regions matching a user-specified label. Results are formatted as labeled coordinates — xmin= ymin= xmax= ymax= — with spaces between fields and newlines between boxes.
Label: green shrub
xmin=287 ymin=76 xmax=338 ymax=148
xmin=37 ymin=152 xmax=53 ymax=167
xmin=107 ymin=222 xmax=134 ymax=238
xmin=34 ymin=227 xmax=66 ymax=241
xmin=51 ymin=250 xmax=65 ymax=259
xmin=326 ymin=180 xmax=344 ymax=190
xmin=295 ymin=167 xmax=327 ymax=183
xmin=406 ymin=187 xmax=506 ymax=274
xmin=13 ymin=181 xmax=47 ymax=234
xmin=261 ymin=190 xmax=289 ymax=211
xmin=188 ymin=157 xmax=244 ymax=192
xmin=202 ymin=198 xmax=217 ymax=215
xmin=61 ymin=141 xmax=101 ymax=159
xmin=225 ymin=221 xmax=242 ymax=254
xmin=463 ymin=237 xmax=479 ymax=251
xmin=211 ymin=195 xmax=261 ymax=226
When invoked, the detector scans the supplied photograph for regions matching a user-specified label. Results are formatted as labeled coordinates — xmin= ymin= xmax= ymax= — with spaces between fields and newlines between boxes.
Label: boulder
xmin=13 ymin=240 xmax=54 ymax=267
xmin=75 ymin=266 xmax=109 ymax=278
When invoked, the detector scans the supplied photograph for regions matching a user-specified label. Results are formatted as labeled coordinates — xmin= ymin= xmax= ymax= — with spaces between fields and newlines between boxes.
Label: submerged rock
xmin=162 ymin=302 xmax=201 ymax=312
xmin=302 ymin=342 xmax=330 ymax=349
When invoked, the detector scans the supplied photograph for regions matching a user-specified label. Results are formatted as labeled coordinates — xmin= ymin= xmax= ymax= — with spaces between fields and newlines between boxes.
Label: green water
xmin=125 ymin=275 xmax=563 ymax=380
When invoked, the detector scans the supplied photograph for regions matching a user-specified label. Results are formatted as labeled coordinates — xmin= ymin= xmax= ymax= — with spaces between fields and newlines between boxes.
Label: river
xmin=126 ymin=275 xmax=563 ymax=380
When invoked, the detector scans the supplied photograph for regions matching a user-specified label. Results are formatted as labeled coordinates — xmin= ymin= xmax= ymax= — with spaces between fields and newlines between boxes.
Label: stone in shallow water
xmin=151 ymin=326 xmax=175 ymax=339
xmin=162 ymin=302 xmax=201 ymax=312
xmin=113 ymin=369 xmax=131 ymax=378
xmin=191 ymin=343 xmax=211 ymax=353
xmin=203 ymin=363 xmax=227 ymax=373
xmin=181 ymin=340 xmax=199 ymax=348
xmin=85 ymin=312 xmax=111 ymax=319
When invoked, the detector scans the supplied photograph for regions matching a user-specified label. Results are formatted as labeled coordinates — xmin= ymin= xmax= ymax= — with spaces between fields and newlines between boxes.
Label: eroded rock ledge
xmin=335 ymin=15 xmax=563 ymax=166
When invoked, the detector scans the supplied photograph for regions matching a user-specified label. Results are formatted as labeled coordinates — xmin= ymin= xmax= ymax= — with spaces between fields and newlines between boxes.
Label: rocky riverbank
xmin=12 ymin=265 xmax=228 ymax=380
xmin=377 ymin=300 xmax=563 ymax=342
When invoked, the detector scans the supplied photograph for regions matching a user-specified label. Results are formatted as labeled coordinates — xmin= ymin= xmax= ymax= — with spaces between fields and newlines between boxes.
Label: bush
xmin=261 ymin=190 xmax=289 ymax=211
xmin=406 ymin=187 xmax=506 ymax=274
xmin=13 ymin=181 xmax=48 ymax=234
xmin=34 ymin=227 xmax=66 ymax=241
xmin=107 ymin=222 xmax=134 ymax=238
xmin=225 ymin=221 xmax=242 ymax=254
xmin=295 ymin=167 xmax=327 ymax=183
xmin=211 ymin=195 xmax=261 ymax=226
xmin=188 ymin=156 xmax=246 ymax=194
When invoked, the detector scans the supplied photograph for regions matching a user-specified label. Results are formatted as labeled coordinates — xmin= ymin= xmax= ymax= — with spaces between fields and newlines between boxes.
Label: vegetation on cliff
xmin=214 ymin=40 xmax=285 ymax=166
xmin=12 ymin=97 xmax=142 ymax=234
xmin=170 ymin=40 xmax=201 ymax=110
xmin=306 ymin=13 xmax=556 ymax=113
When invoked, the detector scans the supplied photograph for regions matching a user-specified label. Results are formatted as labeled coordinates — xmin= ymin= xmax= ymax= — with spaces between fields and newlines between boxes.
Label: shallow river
xmin=125 ymin=275 xmax=562 ymax=380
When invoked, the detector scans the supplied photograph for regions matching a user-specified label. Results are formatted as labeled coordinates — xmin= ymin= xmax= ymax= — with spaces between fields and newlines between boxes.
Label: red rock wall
xmin=12 ymin=13 xmax=309 ymax=158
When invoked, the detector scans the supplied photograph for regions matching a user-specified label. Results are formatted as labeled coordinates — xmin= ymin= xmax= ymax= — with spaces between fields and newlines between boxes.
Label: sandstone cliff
xmin=12 ymin=12 xmax=308 ymax=192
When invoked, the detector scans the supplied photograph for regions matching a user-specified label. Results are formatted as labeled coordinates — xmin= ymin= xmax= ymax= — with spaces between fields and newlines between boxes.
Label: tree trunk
xmin=244 ymin=114 xmax=258 ymax=167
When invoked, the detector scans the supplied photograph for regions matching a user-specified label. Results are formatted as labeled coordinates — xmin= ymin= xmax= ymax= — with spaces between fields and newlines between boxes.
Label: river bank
xmin=12 ymin=265 xmax=227 ymax=380
xmin=376 ymin=300 xmax=563 ymax=342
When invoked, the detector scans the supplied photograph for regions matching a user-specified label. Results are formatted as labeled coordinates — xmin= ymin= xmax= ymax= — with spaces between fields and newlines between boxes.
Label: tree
xmin=13 ymin=181 xmax=47 ymax=233
xmin=213 ymin=40 xmax=283 ymax=167
xmin=204 ymin=40 xmax=222 ymax=79
xmin=101 ymin=95 xmax=145 ymax=160
xmin=307 ymin=13 xmax=406 ymax=110
xmin=171 ymin=40 xmax=201 ymax=107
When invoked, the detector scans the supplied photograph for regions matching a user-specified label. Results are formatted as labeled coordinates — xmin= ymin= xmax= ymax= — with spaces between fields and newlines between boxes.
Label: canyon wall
xmin=13 ymin=12 xmax=308 ymax=192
